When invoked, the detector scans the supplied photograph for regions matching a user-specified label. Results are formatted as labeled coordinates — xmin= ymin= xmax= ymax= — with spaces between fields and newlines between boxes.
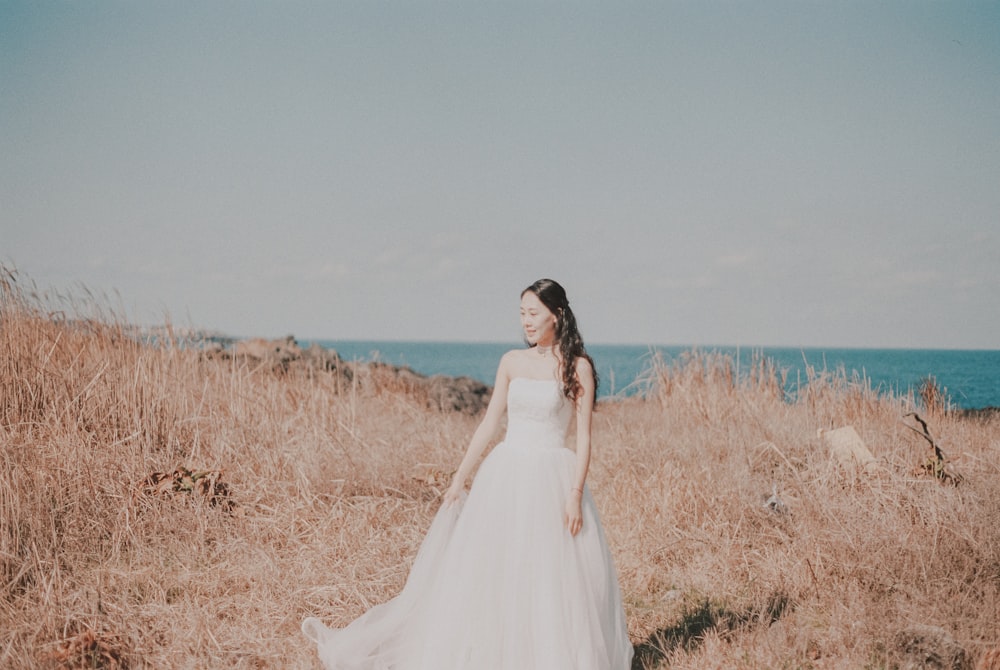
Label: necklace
xmin=536 ymin=344 xmax=554 ymax=357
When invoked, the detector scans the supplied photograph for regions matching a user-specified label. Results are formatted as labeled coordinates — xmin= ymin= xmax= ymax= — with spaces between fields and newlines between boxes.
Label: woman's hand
xmin=564 ymin=489 xmax=584 ymax=536
xmin=443 ymin=479 xmax=465 ymax=507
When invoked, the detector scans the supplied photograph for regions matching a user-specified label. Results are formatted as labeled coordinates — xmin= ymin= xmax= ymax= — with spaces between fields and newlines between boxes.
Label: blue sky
xmin=2 ymin=2 xmax=998 ymax=348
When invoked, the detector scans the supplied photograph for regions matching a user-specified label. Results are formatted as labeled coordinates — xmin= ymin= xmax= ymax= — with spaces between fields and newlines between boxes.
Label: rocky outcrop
xmin=233 ymin=335 xmax=302 ymax=365
xmin=203 ymin=336 xmax=489 ymax=414
xmin=356 ymin=360 xmax=491 ymax=415
xmin=301 ymin=342 xmax=349 ymax=375
xmin=201 ymin=335 xmax=354 ymax=385
xmin=427 ymin=374 xmax=492 ymax=415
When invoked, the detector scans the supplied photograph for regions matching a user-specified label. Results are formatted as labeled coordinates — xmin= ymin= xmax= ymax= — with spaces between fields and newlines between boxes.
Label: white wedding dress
xmin=302 ymin=377 xmax=633 ymax=669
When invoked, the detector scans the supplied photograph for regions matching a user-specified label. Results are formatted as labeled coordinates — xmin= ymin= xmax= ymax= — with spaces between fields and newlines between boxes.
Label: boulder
xmin=819 ymin=426 xmax=877 ymax=471
xmin=233 ymin=335 xmax=302 ymax=364
xmin=209 ymin=336 xmax=488 ymax=414
xmin=199 ymin=341 xmax=228 ymax=359
xmin=360 ymin=363 xmax=491 ymax=415
xmin=426 ymin=374 xmax=492 ymax=415
xmin=302 ymin=343 xmax=351 ymax=378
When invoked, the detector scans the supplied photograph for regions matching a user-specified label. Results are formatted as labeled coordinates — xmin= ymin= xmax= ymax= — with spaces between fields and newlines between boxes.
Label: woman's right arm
xmin=443 ymin=354 xmax=512 ymax=505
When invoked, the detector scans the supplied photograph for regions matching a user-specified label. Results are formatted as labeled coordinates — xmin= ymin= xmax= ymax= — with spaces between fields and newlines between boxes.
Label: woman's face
xmin=520 ymin=291 xmax=557 ymax=347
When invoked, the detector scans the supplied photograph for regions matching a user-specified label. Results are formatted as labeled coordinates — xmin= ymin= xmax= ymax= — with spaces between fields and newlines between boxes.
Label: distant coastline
xmin=303 ymin=339 xmax=1000 ymax=410
xmin=137 ymin=328 xmax=1000 ymax=410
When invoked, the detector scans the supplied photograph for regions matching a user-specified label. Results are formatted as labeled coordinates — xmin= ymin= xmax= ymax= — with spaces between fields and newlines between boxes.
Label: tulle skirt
xmin=302 ymin=440 xmax=633 ymax=670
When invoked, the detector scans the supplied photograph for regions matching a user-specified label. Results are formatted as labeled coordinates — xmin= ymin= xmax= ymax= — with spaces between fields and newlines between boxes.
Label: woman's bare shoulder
xmin=500 ymin=348 xmax=530 ymax=363
xmin=495 ymin=349 xmax=527 ymax=378
xmin=573 ymin=354 xmax=594 ymax=376
xmin=498 ymin=348 xmax=542 ymax=381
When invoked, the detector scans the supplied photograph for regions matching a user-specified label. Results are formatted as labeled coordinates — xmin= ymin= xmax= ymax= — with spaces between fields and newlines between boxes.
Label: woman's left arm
xmin=564 ymin=357 xmax=595 ymax=537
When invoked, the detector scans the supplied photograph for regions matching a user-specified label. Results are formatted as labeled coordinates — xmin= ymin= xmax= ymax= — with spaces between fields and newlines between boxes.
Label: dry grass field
xmin=2 ymin=269 xmax=998 ymax=669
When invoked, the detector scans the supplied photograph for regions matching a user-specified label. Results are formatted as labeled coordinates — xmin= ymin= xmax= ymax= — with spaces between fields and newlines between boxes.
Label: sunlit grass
xmin=2 ymin=267 xmax=998 ymax=669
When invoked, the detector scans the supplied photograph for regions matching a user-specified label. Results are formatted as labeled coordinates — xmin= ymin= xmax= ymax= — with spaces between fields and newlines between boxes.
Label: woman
xmin=302 ymin=278 xmax=633 ymax=669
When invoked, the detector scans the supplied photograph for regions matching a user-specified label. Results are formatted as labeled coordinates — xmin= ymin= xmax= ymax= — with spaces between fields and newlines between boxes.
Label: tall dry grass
xmin=609 ymin=351 xmax=1000 ymax=669
xmin=2 ymin=269 xmax=998 ymax=669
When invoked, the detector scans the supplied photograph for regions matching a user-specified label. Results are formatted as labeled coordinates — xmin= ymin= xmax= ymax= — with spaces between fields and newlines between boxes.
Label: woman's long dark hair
xmin=521 ymin=278 xmax=597 ymax=405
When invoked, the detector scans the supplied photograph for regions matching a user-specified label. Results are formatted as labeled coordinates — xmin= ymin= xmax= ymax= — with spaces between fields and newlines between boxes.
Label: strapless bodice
xmin=503 ymin=378 xmax=572 ymax=449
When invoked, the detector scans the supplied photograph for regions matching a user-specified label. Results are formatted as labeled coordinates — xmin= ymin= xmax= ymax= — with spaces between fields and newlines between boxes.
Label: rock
xmin=426 ymin=374 xmax=492 ymax=415
xmin=206 ymin=336 xmax=488 ymax=414
xmin=233 ymin=335 xmax=302 ymax=361
xmin=819 ymin=426 xmax=877 ymax=471
xmin=233 ymin=335 xmax=302 ymax=365
xmin=200 ymin=341 xmax=228 ymax=359
xmin=302 ymin=343 xmax=351 ymax=379
xmin=894 ymin=625 xmax=972 ymax=670
xmin=360 ymin=364 xmax=491 ymax=415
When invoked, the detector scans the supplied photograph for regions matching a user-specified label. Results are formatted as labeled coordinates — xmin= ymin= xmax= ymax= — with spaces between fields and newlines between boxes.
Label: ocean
xmin=304 ymin=340 xmax=1000 ymax=410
